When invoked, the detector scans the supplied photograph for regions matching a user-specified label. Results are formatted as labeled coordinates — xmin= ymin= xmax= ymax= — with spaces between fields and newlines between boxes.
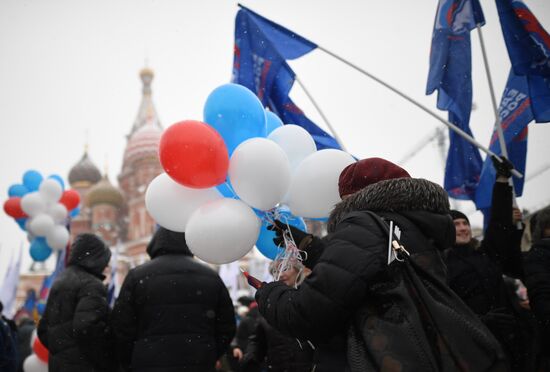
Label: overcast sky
xmin=1 ymin=0 xmax=549 ymax=278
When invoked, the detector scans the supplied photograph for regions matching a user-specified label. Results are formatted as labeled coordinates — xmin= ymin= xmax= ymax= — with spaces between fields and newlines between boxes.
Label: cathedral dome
xmin=123 ymin=124 xmax=162 ymax=165
xmin=68 ymin=152 xmax=102 ymax=187
xmin=87 ymin=175 xmax=124 ymax=208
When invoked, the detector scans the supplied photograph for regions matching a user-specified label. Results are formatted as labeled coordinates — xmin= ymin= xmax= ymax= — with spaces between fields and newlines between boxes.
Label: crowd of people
xmin=1 ymin=155 xmax=550 ymax=372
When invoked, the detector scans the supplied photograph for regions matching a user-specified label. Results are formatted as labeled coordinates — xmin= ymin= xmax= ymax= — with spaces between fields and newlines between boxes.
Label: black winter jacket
xmin=256 ymin=178 xmax=473 ymax=371
xmin=112 ymin=228 xmax=236 ymax=372
xmin=445 ymin=182 xmax=524 ymax=315
xmin=37 ymin=233 xmax=113 ymax=372
xmin=524 ymin=238 xmax=550 ymax=357
xmin=242 ymin=315 xmax=314 ymax=372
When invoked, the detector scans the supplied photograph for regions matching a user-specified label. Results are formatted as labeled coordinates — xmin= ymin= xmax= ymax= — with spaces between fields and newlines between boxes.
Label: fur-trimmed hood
xmin=328 ymin=178 xmax=450 ymax=233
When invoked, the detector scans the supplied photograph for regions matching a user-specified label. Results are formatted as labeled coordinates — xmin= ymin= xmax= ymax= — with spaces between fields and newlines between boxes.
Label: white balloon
xmin=29 ymin=214 xmax=55 ymax=237
xmin=23 ymin=354 xmax=48 ymax=372
xmin=21 ymin=192 xmax=47 ymax=217
xmin=46 ymin=225 xmax=70 ymax=250
xmin=229 ymin=138 xmax=291 ymax=211
xmin=288 ymin=149 xmax=356 ymax=218
xmin=47 ymin=203 xmax=68 ymax=223
xmin=145 ymin=173 xmax=222 ymax=232
xmin=39 ymin=178 xmax=63 ymax=203
xmin=186 ymin=198 xmax=260 ymax=264
xmin=268 ymin=124 xmax=317 ymax=171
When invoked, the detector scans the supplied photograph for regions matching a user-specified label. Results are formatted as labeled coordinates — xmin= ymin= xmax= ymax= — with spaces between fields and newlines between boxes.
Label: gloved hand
xmin=267 ymin=220 xmax=311 ymax=248
xmin=491 ymin=155 xmax=514 ymax=179
xmin=480 ymin=307 xmax=516 ymax=332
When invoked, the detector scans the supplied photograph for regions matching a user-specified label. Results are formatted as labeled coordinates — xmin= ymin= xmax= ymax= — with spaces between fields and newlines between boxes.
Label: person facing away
xmin=112 ymin=227 xmax=236 ymax=372
xmin=524 ymin=206 xmax=550 ymax=368
xmin=240 ymin=259 xmax=314 ymax=372
xmin=444 ymin=156 xmax=533 ymax=371
xmin=0 ymin=301 xmax=18 ymax=372
xmin=37 ymin=233 xmax=114 ymax=372
xmin=258 ymin=158 xmax=505 ymax=371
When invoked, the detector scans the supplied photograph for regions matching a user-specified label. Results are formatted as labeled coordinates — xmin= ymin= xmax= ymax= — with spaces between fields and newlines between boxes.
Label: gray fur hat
xmin=328 ymin=178 xmax=450 ymax=233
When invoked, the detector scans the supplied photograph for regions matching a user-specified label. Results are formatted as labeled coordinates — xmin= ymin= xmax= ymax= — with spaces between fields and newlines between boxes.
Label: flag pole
xmin=294 ymin=76 xmax=348 ymax=151
xmin=476 ymin=25 xmax=522 ymax=225
xmin=316 ymin=45 xmax=522 ymax=178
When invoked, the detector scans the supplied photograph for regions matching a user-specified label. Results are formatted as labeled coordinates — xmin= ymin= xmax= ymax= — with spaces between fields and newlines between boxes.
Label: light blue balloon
xmin=265 ymin=111 xmax=283 ymax=135
xmin=256 ymin=207 xmax=307 ymax=260
xmin=22 ymin=170 xmax=43 ymax=192
xmin=203 ymin=83 xmax=267 ymax=155
xmin=30 ymin=237 xmax=52 ymax=262
xmin=216 ymin=181 xmax=239 ymax=199
xmin=69 ymin=206 xmax=81 ymax=218
xmin=48 ymin=174 xmax=65 ymax=191
xmin=15 ymin=218 xmax=27 ymax=231
xmin=8 ymin=184 xmax=29 ymax=198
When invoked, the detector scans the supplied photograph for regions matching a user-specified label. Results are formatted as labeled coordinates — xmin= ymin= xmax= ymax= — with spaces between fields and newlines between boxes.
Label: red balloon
xmin=3 ymin=197 xmax=27 ymax=218
xmin=60 ymin=190 xmax=80 ymax=211
xmin=33 ymin=336 xmax=49 ymax=362
xmin=159 ymin=120 xmax=229 ymax=188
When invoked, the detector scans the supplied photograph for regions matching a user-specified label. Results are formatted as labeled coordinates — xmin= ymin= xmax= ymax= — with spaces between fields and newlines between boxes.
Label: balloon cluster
xmin=3 ymin=170 xmax=80 ymax=262
xmin=23 ymin=331 xmax=48 ymax=372
xmin=146 ymin=83 xmax=355 ymax=264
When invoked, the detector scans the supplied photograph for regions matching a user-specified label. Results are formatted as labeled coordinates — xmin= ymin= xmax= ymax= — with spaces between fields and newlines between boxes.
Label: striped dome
xmin=123 ymin=124 xmax=162 ymax=165
xmin=87 ymin=175 xmax=124 ymax=208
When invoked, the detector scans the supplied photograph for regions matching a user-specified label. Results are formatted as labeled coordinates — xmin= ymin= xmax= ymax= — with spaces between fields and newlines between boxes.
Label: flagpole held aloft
xmin=316 ymin=45 xmax=522 ymax=178
xmin=476 ymin=24 xmax=522 ymax=227
xmin=294 ymin=76 xmax=347 ymax=151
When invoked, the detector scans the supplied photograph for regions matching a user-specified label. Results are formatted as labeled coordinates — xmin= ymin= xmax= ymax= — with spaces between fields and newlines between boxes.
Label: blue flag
xmin=233 ymin=6 xmax=341 ymax=150
xmin=475 ymin=0 xmax=550 ymax=210
xmin=426 ymin=0 xmax=485 ymax=200
xmin=37 ymin=249 xmax=66 ymax=315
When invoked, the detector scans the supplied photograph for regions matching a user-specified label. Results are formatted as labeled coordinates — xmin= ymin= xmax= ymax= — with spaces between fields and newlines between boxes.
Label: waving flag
xmin=36 ymin=249 xmax=66 ymax=315
xmin=426 ymin=0 xmax=485 ymax=200
xmin=233 ymin=5 xmax=340 ymax=150
xmin=475 ymin=0 xmax=550 ymax=210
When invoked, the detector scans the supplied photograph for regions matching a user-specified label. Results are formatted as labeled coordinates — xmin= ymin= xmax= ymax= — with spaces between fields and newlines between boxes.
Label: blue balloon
xmin=15 ymin=218 xmax=27 ymax=231
xmin=48 ymin=174 xmax=65 ymax=191
xmin=265 ymin=111 xmax=284 ymax=135
xmin=22 ymin=170 xmax=43 ymax=192
xmin=8 ymin=184 xmax=29 ymax=198
xmin=29 ymin=237 xmax=53 ymax=262
xmin=203 ymin=84 xmax=267 ymax=155
xmin=216 ymin=181 xmax=239 ymax=199
xmin=256 ymin=207 xmax=307 ymax=260
xmin=69 ymin=206 xmax=81 ymax=218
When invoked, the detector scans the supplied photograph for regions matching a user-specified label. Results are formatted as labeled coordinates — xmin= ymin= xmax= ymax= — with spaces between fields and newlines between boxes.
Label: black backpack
xmin=347 ymin=211 xmax=508 ymax=372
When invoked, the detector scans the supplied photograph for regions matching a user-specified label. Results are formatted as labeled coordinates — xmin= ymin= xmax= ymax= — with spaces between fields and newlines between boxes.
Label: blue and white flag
xmin=475 ymin=0 xmax=550 ymax=210
xmin=233 ymin=5 xmax=340 ymax=150
xmin=426 ymin=0 xmax=485 ymax=200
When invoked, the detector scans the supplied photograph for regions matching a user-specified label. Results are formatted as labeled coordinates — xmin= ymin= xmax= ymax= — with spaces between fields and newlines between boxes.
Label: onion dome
xmin=123 ymin=124 xmax=162 ymax=165
xmin=68 ymin=151 xmax=102 ymax=187
xmin=122 ymin=67 xmax=163 ymax=166
xmin=87 ymin=175 xmax=124 ymax=208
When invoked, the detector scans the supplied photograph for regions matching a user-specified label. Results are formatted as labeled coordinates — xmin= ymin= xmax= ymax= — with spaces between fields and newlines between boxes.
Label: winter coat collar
xmin=328 ymin=178 xmax=451 ymax=233
xmin=146 ymin=227 xmax=193 ymax=259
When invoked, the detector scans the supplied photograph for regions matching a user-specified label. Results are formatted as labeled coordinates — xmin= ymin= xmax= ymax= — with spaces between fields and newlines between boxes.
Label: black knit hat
xmin=450 ymin=210 xmax=470 ymax=225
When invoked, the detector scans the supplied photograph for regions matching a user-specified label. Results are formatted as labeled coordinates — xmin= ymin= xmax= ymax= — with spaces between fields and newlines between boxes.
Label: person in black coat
xmin=241 ymin=259 xmax=314 ymax=372
xmin=257 ymin=158 xmax=504 ymax=371
xmin=16 ymin=316 xmax=34 ymax=372
xmin=0 ymin=301 xmax=17 ymax=372
xmin=37 ymin=233 xmax=113 ymax=372
xmin=524 ymin=206 xmax=550 ymax=367
xmin=444 ymin=158 xmax=532 ymax=371
xmin=112 ymin=227 xmax=236 ymax=372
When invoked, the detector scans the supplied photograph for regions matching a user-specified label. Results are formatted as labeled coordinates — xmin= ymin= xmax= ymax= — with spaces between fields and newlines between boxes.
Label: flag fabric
xmin=233 ymin=5 xmax=341 ymax=150
xmin=107 ymin=243 xmax=120 ymax=308
xmin=36 ymin=249 xmax=66 ymax=315
xmin=0 ymin=244 xmax=22 ymax=318
xmin=426 ymin=0 xmax=485 ymax=200
xmin=475 ymin=0 xmax=550 ymax=210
